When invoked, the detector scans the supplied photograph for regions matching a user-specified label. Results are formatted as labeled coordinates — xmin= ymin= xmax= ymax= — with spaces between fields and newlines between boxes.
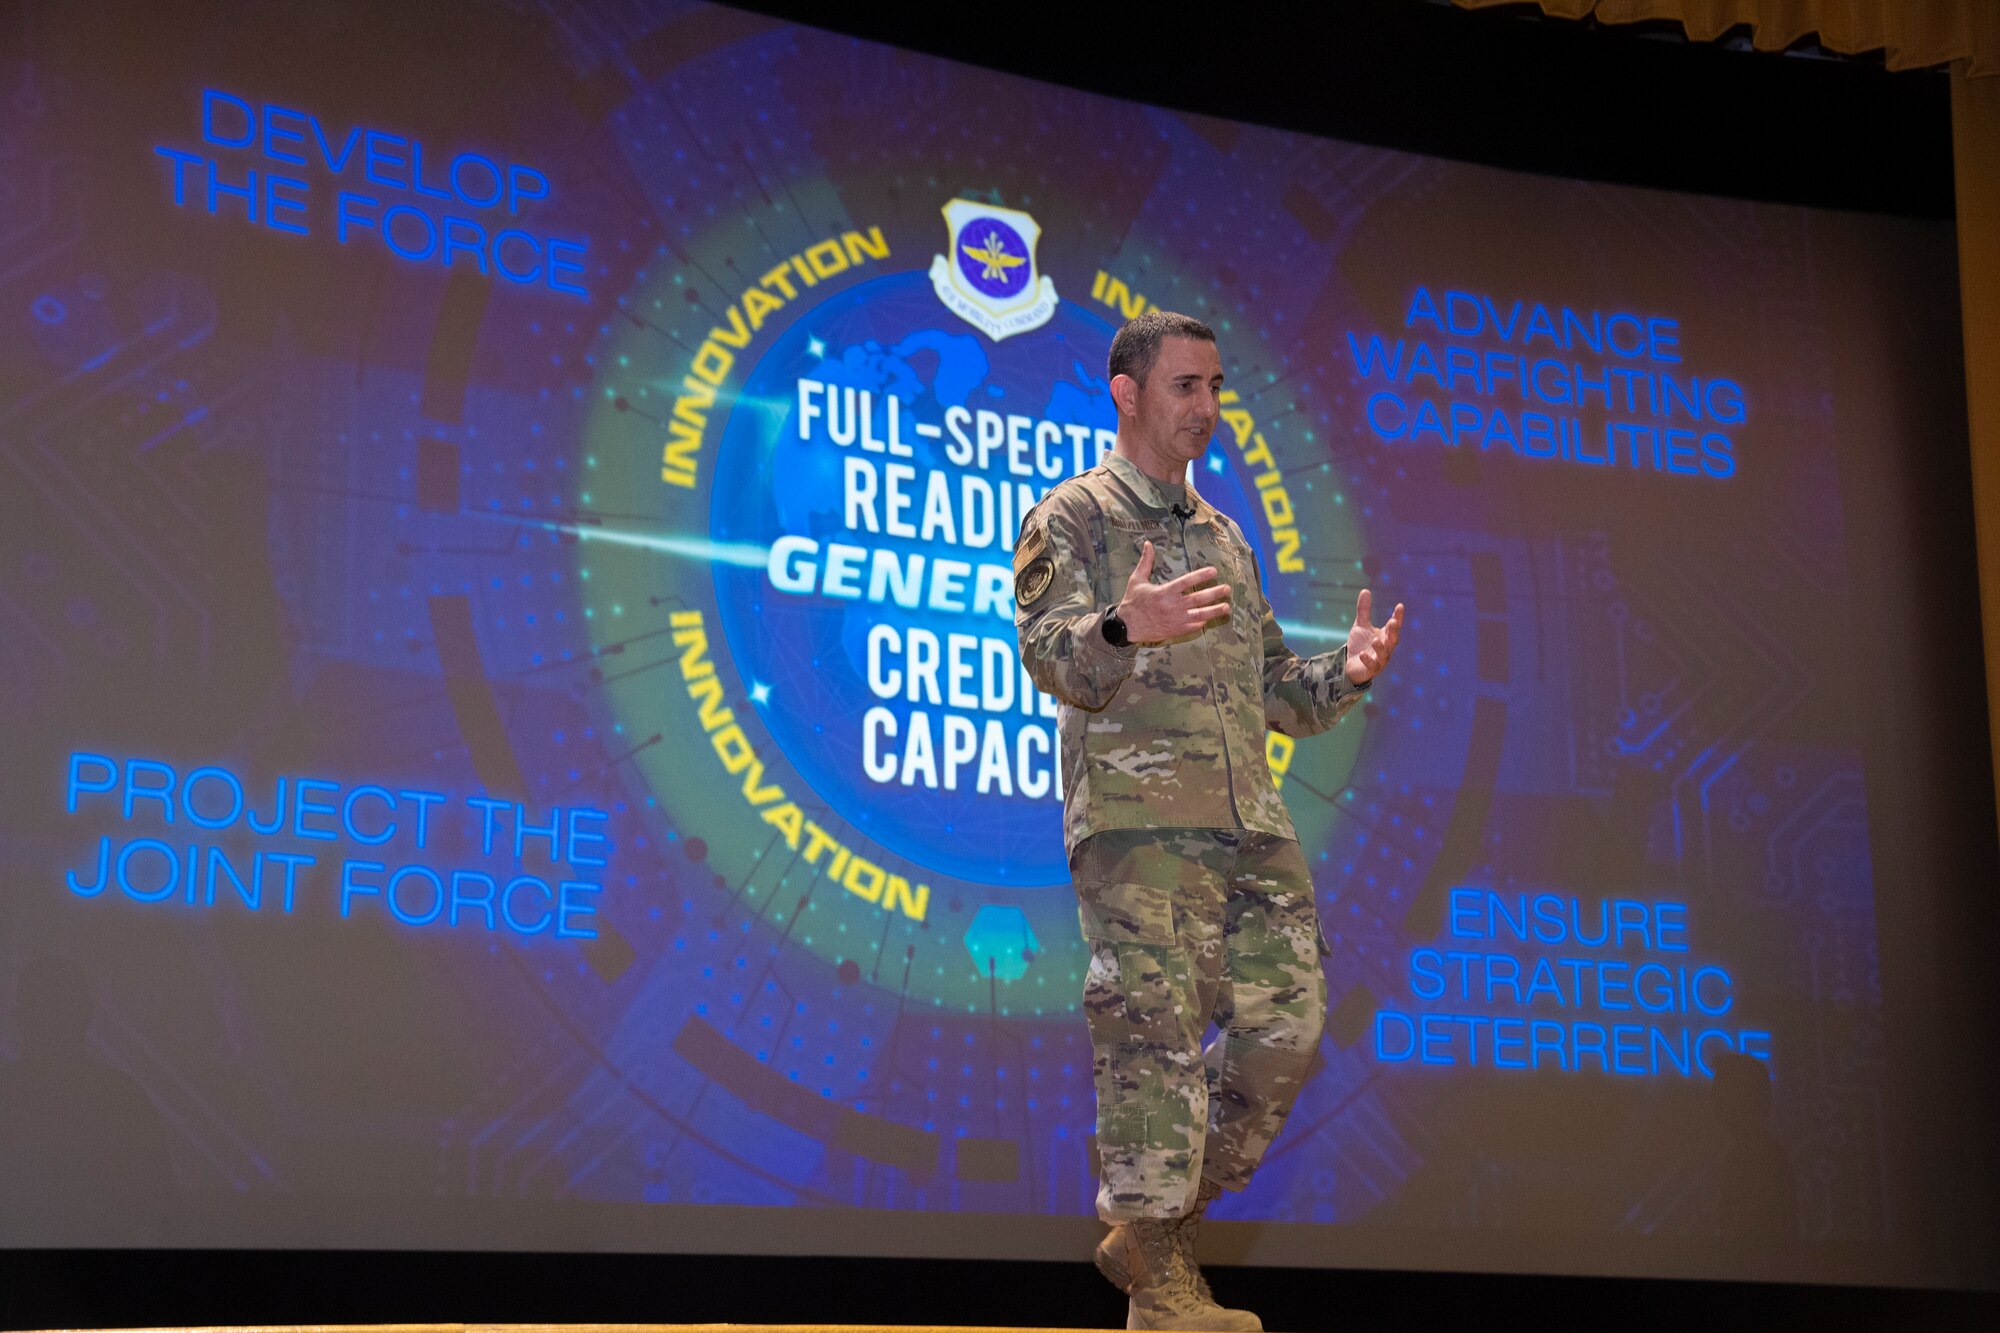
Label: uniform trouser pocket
xmin=1075 ymin=872 xmax=1217 ymax=1219
xmin=1200 ymin=835 xmax=1329 ymax=1191
xmin=1078 ymin=881 xmax=1195 ymax=1050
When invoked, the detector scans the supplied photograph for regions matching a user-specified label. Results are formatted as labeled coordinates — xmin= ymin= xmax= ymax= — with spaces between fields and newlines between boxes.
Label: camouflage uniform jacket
xmin=1013 ymin=450 xmax=1369 ymax=857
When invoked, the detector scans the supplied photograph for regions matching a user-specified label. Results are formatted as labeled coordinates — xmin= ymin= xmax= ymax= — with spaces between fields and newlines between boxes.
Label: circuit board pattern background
xmin=0 ymin=0 xmax=1914 ymax=1267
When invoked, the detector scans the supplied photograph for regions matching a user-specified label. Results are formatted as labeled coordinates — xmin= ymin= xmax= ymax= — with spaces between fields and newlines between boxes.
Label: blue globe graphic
xmin=708 ymin=270 xmax=1118 ymax=887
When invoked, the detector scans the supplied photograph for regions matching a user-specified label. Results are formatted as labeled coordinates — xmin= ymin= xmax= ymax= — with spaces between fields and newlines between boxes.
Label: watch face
xmin=1104 ymin=613 xmax=1128 ymax=647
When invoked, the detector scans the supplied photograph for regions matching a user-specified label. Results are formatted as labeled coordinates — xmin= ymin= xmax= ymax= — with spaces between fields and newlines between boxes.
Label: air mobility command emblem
xmin=929 ymin=199 xmax=1059 ymax=341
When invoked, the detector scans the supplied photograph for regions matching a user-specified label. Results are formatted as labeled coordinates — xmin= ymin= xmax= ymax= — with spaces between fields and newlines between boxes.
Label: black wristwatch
xmin=1101 ymin=605 xmax=1130 ymax=648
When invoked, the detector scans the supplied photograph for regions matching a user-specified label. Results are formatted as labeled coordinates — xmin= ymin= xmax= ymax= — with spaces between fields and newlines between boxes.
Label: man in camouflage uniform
xmin=1014 ymin=311 xmax=1403 ymax=1331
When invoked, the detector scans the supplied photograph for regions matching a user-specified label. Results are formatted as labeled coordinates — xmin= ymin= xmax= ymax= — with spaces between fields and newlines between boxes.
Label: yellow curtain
xmin=1452 ymin=0 xmax=2000 ymax=74
xmin=1956 ymin=64 xmax=2000 ymax=837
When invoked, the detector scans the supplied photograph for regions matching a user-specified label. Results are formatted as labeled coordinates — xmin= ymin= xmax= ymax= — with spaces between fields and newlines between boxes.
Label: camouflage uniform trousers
xmin=1072 ymin=826 xmax=1328 ymax=1222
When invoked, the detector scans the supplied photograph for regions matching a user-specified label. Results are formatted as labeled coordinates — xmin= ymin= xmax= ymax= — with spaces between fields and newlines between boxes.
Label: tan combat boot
xmin=1175 ymin=1178 xmax=1231 ymax=1310
xmin=1095 ymin=1213 xmax=1262 ymax=1331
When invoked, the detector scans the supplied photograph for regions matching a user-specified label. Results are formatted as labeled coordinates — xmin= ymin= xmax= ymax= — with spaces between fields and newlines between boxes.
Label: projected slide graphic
xmin=0 ymin=0 xmax=1930 ymax=1280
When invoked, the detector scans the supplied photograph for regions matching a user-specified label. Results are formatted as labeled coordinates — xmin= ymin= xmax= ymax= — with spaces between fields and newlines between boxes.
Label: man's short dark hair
xmin=1108 ymin=311 xmax=1216 ymax=386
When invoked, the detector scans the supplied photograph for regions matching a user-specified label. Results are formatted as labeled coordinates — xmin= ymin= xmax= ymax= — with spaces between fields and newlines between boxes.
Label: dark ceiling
xmin=726 ymin=0 xmax=1956 ymax=220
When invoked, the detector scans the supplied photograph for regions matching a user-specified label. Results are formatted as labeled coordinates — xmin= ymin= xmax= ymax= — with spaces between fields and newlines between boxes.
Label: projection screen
xmin=0 ymin=0 xmax=1985 ymax=1289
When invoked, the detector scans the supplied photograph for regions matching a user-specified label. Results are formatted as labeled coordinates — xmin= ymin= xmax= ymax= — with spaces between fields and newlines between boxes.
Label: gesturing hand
xmin=1118 ymin=540 xmax=1231 ymax=644
xmin=1345 ymin=588 xmax=1405 ymax=684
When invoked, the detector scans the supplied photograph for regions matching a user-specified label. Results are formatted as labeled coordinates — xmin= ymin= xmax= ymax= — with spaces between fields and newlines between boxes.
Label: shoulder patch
xmin=1013 ymin=521 xmax=1054 ymax=607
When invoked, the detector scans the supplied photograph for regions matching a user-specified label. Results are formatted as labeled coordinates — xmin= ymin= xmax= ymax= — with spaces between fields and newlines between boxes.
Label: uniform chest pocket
xmin=1203 ymin=524 xmax=1263 ymax=637
xmin=1102 ymin=517 xmax=1174 ymax=604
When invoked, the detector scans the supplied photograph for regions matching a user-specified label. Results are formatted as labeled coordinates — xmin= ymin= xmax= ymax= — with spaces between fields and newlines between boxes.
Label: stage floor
xmin=27 ymin=1320 xmax=1112 ymax=1328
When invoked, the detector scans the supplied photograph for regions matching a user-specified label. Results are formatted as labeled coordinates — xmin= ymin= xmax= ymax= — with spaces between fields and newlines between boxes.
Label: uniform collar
xmin=1103 ymin=450 xmax=1213 ymax=522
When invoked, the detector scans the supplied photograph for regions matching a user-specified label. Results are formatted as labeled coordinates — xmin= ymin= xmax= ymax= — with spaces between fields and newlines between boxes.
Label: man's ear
xmin=1110 ymin=372 xmax=1138 ymax=417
